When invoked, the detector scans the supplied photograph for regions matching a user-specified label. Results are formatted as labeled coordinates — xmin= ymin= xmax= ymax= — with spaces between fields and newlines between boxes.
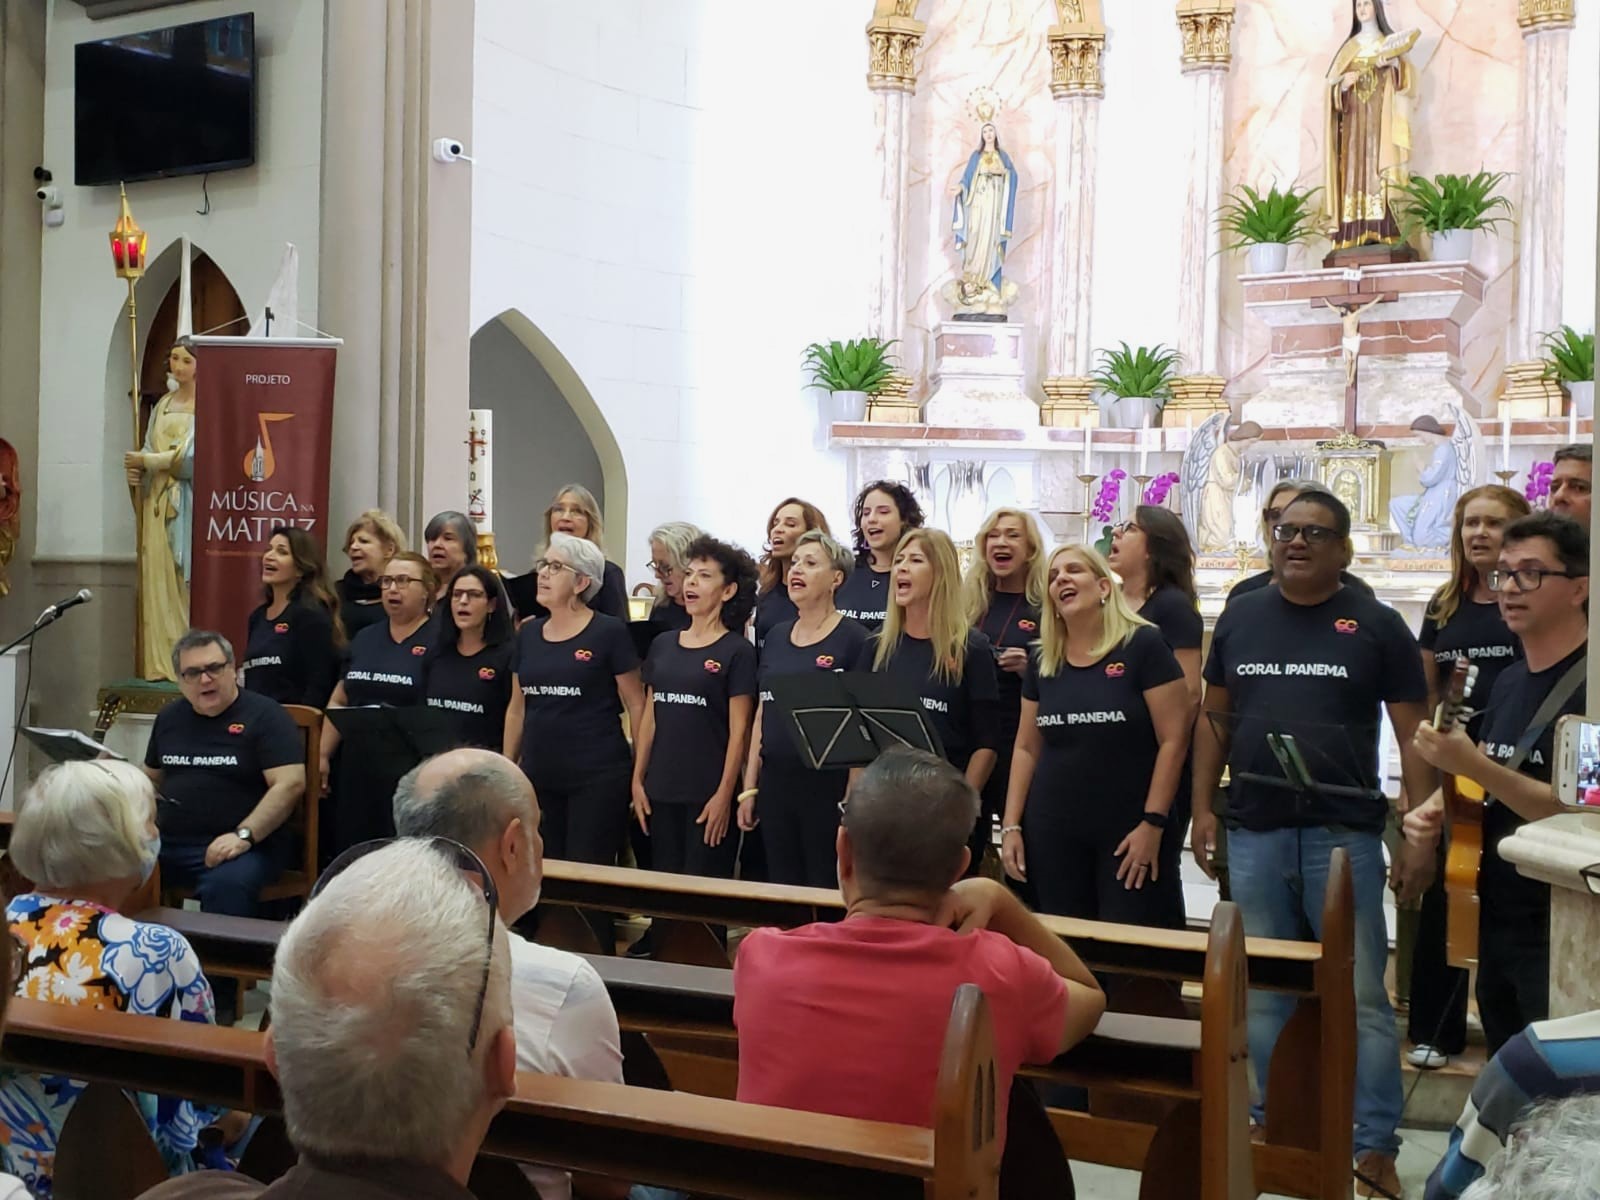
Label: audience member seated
xmin=3 ymin=761 xmax=222 ymax=1197
xmin=136 ymin=838 xmax=518 ymax=1200
xmin=1425 ymin=1009 xmax=1600 ymax=1200
xmin=1456 ymin=1094 xmax=1600 ymax=1200
xmin=145 ymin=630 xmax=307 ymax=920
xmin=733 ymin=746 xmax=1105 ymax=1146
xmin=393 ymin=748 xmax=630 ymax=1200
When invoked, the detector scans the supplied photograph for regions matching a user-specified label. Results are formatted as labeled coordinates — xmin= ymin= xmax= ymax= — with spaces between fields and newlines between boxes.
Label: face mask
xmin=139 ymin=830 xmax=161 ymax=886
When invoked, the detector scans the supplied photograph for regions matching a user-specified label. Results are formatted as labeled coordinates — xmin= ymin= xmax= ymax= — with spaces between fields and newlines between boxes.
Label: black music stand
xmin=765 ymin=671 xmax=943 ymax=770
xmin=1208 ymin=712 xmax=1387 ymax=820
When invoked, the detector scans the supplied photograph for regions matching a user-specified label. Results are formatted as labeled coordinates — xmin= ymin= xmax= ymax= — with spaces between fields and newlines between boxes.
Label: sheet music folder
xmin=765 ymin=671 xmax=943 ymax=770
xmin=324 ymin=705 xmax=461 ymax=766
xmin=22 ymin=726 xmax=125 ymax=764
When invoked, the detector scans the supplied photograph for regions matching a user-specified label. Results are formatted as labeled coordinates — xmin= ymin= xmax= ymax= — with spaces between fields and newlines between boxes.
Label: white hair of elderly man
xmin=1460 ymin=1094 xmax=1600 ymax=1200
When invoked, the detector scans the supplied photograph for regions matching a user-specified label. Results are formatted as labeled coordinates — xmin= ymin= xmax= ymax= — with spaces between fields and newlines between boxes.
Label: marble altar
xmin=923 ymin=322 xmax=1039 ymax=427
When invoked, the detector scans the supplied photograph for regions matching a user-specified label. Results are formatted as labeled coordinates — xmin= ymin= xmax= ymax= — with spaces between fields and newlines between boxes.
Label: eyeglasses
xmin=1271 ymin=523 xmax=1339 ymax=545
xmin=451 ymin=588 xmax=488 ymax=602
xmin=178 ymin=660 xmax=232 ymax=683
xmin=548 ymin=505 xmax=585 ymax=518
xmin=1261 ymin=505 xmax=1286 ymax=524
xmin=1487 ymin=567 xmax=1583 ymax=593
xmin=311 ymin=837 xmax=498 ymax=1054
xmin=648 ymin=560 xmax=674 ymax=577
xmin=1111 ymin=522 xmax=1140 ymax=537
xmin=532 ymin=559 xmax=575 ymax=576
xmin=378 ymin=575 xmax=426 ymax=590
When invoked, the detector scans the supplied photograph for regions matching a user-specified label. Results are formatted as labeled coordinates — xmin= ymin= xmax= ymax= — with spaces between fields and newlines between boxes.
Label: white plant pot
xmin=1568 ymin=380 xmax=1595 ymax=420
xmin=1246 ymin=243 xmax=1290 ymax=274
xmin=1431 ymin=228 xmax=1474 ymax=263
xmin=1109 ymin=395 xmax=1158 ymax=429
xmin=832 ymin=390 xmax=869 ymax=422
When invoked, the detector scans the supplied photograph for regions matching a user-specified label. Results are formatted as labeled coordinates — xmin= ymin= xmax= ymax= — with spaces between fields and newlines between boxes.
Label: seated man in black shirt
xmin=1407 ymin=511 xmax=1588 ymax=1055
xmin=145 ymin=629 xmax=307 ymax=919
xmin=1193 ymin=488 xmax=1436 ymax=1198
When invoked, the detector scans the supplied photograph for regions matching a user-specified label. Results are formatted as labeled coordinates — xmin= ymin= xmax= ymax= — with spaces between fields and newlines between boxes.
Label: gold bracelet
xmin=737 ymin=788 xmax=759 ymax=802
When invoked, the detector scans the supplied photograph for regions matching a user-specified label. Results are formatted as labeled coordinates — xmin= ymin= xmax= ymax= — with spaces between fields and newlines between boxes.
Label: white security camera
xmin=431 ymin=137 xmax=473 ymax=164
xmin=35 ymin=185 xmax=60 ymax=205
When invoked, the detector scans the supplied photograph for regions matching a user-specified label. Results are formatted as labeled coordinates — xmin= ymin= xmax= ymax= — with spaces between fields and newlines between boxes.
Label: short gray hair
xmin=270 ymin=839 xmax=513 ymax=1164
xmin=793 ymin=529 xmax=853 ymax=579
xmin=1461 ymin=1094 xmax=1600 ymax=1199
xmin=171 ymin=629 xmax=234 ymax=676
xmin=546 ymin=531 xmax=606 ymax=604
xmin=424 ymin=511 xmax=480 ymax=565
xmin=393 ymin=750 xmax=537 ymax=851
xmin=11 ymin=760 xmax=153 ymax=890
xmin=845 ymin=747 xmax=977 ymax=896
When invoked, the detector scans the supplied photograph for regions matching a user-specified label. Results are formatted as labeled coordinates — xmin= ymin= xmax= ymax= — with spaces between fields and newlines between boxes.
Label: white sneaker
xmin=1406 ymin=1044 xmax=1449 ymax=1069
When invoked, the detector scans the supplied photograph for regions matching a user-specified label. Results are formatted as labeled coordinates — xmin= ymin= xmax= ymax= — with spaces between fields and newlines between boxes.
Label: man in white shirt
xmin=394 ymin=748 xmax=626 ymax=1200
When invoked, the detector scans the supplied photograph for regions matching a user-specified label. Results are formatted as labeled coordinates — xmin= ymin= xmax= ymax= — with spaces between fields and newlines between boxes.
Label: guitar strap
xmin=1499 ymin=655 xmax=1587 ymax=781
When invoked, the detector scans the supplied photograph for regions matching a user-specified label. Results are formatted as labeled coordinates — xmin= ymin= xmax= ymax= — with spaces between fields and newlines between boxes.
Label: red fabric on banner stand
xmin=187 ymin=337 xmax=339 ymax=661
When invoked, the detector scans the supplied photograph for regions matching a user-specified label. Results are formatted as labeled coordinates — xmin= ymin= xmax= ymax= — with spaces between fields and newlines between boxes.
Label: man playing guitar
xmin=1407 ymin=511 xmax=1589 ymax=1054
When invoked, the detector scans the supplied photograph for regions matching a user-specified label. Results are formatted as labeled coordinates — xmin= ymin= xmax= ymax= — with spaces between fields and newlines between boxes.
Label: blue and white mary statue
xmin=947 ymin=122 xmax=1019 ymax=317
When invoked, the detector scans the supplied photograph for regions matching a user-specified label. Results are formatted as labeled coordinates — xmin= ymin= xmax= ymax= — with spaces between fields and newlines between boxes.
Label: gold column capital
xmin=1177 ymin=3 xmax=1236 ymax=71
xmin=1041 ymin=376 xmax=1101 ymax=427
xmin=866 ymin=15 xmax=925 ymax=93
xmin=1518 ymin=0 xmax=1576 ymax=30
xmin=1049 ymin=31 xmax=1106 ymax=99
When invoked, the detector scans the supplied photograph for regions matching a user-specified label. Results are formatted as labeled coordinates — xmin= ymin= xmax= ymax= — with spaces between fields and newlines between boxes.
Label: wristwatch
xmin=235 ymin=826 xmax=255 ymax=847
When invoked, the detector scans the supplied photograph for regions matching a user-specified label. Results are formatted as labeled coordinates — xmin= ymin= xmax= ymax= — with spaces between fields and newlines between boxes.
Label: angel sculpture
xmin=1181 ymin=415 xmax=1264 ymax=553
xmin=1388 ymin=410 xmax=1476 ymax=550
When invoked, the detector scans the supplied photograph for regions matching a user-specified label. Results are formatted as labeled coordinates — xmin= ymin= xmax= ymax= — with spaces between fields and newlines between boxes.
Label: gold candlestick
xmin=1494 ymin=469 xmax=1517 ymax=486
xmin=1078 ymin=472 xmax=1099 ymax=543
xmin=1133 ymin=474 xmax=1153 ymax=512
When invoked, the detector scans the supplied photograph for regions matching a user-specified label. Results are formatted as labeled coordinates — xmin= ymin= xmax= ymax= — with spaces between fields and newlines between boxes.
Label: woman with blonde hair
xmin=754 ymin=497 xmax=831 ymax=654
xmin=335 ymin=509 xmax=408 ymax=639
xmin=1000 ymin=544 xmax=1192 ymax=925
xmin=859 ymin=528 xmax=1000 ymax=803
xmin=506 ymin=484 xmax=627 ymax=620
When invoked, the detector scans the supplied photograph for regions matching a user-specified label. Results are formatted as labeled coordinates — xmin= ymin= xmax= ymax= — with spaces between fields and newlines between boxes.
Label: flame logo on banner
xmin=241 ymin=413 xmax=296 ymax=481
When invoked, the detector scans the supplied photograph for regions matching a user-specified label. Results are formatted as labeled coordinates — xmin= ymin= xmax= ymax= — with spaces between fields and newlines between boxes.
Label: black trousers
xmin=647 ymin=802 xmax=741 ymax=879
xmin=1477 ymin=893 xmax=1550 ymax=1056
xmin=537 ymin=768 xmax=631 ymax=865
xmin=759 ymin=764 xmax=844 ymax=889
xmin=1407 ymin=857 xmax=1469 ymax=1055
xmin=1026 ymin=816 xmax=1184 ymax=928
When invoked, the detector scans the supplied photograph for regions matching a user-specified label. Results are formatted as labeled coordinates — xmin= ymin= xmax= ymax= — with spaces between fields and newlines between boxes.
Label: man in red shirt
xmin=733 ymin=746 xmax=1104 ymax=1142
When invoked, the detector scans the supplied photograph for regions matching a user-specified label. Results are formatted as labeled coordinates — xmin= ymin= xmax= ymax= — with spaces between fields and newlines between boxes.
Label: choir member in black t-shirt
xmin=319 ymin=551 xmax=437 ymax=854
xmin=858 ymin=528 xmax=1000 ymax=796
xmin=1109 ymin=505 xmax=1203 ymax=919
xmin=503 ymin=485 xmax=630 ymax=622
xmin=242 ymin=525 xmax=345 ymax=708
xmin=632 ymin=535 xmax=759 ymax=880
xmin=754 ymin=496 xmax=831 ymax=654
xmin=1000 ymin=545 xmax=1191 ymax=926
xmin=423 ymin=510 xmax=478 ymax=633
xmin=739 ymin=530 xmax=869 ymax=887
xmin=1406 ymin=484 xmax=1528 ymax=1068
xmin=642 ymin=521 xmax=703 ymax=632
xmin=426 ymin=565 xmax=516 ymax=750
xmin=505 ymin=532 xmax=645 ymax=863
xmin=834 ymin=480 xmax=925 ymax=632
xmin=960 ymin=507 xmax=1046 ymax=871
xmin=1548 ymin=442 xmax=1591 ymax=527
xmin=334 ymin=509 xmax=407 ymax=641
xmin=1226 ymin=478 xmax=1374 ymax=605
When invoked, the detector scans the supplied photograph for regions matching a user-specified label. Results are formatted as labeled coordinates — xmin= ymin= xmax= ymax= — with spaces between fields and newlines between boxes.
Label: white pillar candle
xmin=1568 ymin=405 xmax=1579 ymax=445
xmin=1083 ymin=424 xmax=1093 ymax=474
xmin=1501 ymin=415 xmax=1511 ymax=472
xmin=1138 ymin=417 xmax=1151 ymax=477
xmin=467 ymin=408 xmax=493 ymax=534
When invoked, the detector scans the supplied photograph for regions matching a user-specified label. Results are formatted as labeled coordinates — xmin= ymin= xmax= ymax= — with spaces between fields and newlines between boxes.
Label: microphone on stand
xmin=36 ymin=588 xmax=92 ymax=629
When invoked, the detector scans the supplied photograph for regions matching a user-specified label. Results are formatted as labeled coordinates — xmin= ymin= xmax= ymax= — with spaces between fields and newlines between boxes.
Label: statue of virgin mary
xmin=1322 ymin=0 xmax=1419 ymax=251
xmin=946 ymin=122 xmax=1020 ymax=316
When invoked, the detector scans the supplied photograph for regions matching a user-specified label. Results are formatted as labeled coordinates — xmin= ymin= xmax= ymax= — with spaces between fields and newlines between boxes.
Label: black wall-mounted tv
xmin=75 ymin=13 xmax=256 ymax=187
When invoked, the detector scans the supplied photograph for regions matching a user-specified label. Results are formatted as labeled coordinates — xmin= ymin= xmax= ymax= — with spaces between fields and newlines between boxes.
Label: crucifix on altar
xmin=1317 ymin=288 xmax=1397 ymax=432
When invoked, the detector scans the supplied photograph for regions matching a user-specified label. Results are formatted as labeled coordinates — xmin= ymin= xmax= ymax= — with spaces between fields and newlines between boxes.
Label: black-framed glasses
xmin=1111 ymin=521 xmax=1140 ymax=537
xmin=377 ymin=575 xmax=426 ymax=590
xmin=451 ymin=587 xmax=489 ymax=602
xmin=311 ymin=837 xmax=498 ymax=1054
xmin=178 ymin=660 xmax=232 ymax=683
xmin=532 ymin=558 xmax=575 ymax=576
xmin=1487 ymin=567 xmax=1583 ymax=593
xmin=647 ymin=559 xmax=674 ymax=577
xmin=1583 ymin=863 xmax=1600 ymax=897
xmin=1271 ymin=522 xmax=1338 ymax=545
xmin=1261 ymin=505 xmax=1286 ymax=524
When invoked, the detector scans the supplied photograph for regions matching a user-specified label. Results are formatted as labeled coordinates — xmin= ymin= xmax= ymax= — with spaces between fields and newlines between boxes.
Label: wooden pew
xmin=136 ymin=901 xmax=1256 ymax=1200
xmin=0 ymin=989 xmax=999 ymax=1200
xmin=535 ymin=857 xmax=1356 ymax=1200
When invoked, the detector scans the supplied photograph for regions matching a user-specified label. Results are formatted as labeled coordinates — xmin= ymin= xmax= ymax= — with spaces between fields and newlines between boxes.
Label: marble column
xmin=865 ymin=11 xmax=923 ymax=405
xmin=1040 ymin=17 xmax=1106 ymax=428
xmin=1501 ymin=0 xmax=1576 ymax=417
xmin=318 ymin=0 xmax=475 ymax=536
xmin=1498 ymin=814 xmax=1600 ymax=1017
xmin=1173 ymin=2 xmax=1234 ymax=401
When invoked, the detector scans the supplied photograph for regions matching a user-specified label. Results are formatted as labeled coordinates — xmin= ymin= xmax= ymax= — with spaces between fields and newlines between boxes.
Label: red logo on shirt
xmin=274 ymin=622 xmax=289 ymax=634
xmin=1104 ymin=662 xmax=1126 ymax=678
xmin=704 ymin=659 xmax=722 ymax=674
xmin=477 ymin=667 xmax=496 ymax=681
xmin=574 ymin=648 xmax=593 ymax=662
xmin=815 ymin=654 xmax=835 ymax=669
xmin=1334 ymin=618 xmax=1359 ymax=635
xmin=411 ymin=645 xmax=427 ymax=656
xmin=227 ymin=723 xmax=245 ymax=735
xmin=1017 ymin=619 xmax=1037 ymax=633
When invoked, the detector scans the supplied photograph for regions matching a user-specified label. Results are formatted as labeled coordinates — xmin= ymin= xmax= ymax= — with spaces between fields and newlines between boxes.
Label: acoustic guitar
xmin=1436 ymin=659 xmax=1484 ymax=969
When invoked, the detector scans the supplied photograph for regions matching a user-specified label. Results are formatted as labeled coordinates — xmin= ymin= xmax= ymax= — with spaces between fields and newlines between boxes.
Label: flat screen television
xmin=75 ymin=13 xmax=256 ymax=187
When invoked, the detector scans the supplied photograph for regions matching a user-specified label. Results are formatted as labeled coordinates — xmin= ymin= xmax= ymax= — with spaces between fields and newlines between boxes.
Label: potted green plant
xmin=1218 ymin=182 xmax=1323 ymax=274
xmin=1542 ymin=325 xmax=1595 ymax=418
xmin=1091 ymin=343 xmax=1181 ymax=429
xmin=1393 ymin=170 xmax=1512 ymax=263
xmin=802 ymin=337 xmax=899 ymax=422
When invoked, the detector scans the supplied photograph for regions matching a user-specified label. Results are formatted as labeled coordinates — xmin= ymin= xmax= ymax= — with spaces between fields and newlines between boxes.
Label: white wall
xmin=1563 ymin=5 xmax=1598 ymax=333
xmin=36 ymin=0 xmax=324 ymax=560
xmin=472 ymin=0 xmax=875 ymax=584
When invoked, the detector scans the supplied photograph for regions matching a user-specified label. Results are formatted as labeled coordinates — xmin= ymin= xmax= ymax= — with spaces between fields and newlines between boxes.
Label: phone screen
xmin=1557 ymin=715 xmax=1600 ymax=810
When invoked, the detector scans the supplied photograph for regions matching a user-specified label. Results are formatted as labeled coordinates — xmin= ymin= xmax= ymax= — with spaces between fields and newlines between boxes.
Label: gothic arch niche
xmin=469 ymin=311 xmax=629 ymax=574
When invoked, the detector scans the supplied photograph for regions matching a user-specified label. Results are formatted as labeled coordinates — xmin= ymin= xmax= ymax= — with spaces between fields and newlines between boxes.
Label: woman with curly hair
xmin=631 ymin=535 xmax=759 ymax=879
xmin=835 ymin=480 xmax=924 ymax=632
xmin=754 ymin=497 xmax=831 ymax=653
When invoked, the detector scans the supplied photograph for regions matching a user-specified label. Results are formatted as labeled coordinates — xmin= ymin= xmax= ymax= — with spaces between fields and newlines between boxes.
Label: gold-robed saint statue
xmin=123 ymin=342 xmax=196 ymax=681
xmin=1322 ymin=0 xmax=1419 ymax=251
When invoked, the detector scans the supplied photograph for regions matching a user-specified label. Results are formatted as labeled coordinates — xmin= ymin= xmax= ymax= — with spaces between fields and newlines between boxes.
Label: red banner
xmin=189 ymin=338 xmax=338 ymax=660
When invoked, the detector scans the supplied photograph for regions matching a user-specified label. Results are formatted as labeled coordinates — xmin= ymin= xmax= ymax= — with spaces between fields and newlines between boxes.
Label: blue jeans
xmin=159 ymin=838 xmax=283 ymax=918
xmin=1227 ymin=826 xmax=1402 ymax=1157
